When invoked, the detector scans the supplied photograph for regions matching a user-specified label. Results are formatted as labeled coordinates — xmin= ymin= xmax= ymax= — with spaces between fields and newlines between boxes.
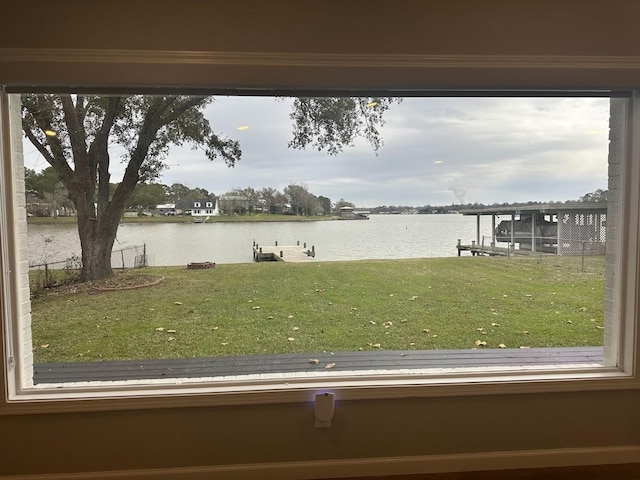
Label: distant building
xmin=191 ymin=199 xmax=219 ymax=218
xmin=156 ymin=203 xmax=177 ymax=216
xmin=338 ymin=206 xmax=369 ymax=220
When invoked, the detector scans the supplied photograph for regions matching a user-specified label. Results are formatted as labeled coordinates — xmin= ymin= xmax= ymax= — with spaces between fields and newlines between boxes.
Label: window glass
xmin=12 ymin=93 xmax=617 ymax=387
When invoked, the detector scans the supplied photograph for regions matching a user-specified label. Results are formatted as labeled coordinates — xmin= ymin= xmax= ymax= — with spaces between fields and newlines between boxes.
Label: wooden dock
xmin=253 ymin=240 xmax=316 ymax=262
xmin=457 ymin=243 xmax=511 ymax=257
xmin=33 ymin=347 xmax=603 ymax=384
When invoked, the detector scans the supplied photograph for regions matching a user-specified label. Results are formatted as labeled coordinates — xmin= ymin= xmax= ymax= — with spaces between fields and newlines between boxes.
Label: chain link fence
xmin=478 ymin=235 xmax=606 ymax=274
xmin=29 ymin=244 xmax=147 ymax=296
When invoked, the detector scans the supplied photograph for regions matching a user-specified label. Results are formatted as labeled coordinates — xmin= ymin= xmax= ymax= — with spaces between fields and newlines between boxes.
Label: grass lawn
xmin=31 ymin=256 xmax=605 ymax=362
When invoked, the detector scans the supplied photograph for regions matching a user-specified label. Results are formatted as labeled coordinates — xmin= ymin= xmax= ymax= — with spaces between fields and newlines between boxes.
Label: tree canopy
xmin=22 ymin=94 xmax=396 ymax=280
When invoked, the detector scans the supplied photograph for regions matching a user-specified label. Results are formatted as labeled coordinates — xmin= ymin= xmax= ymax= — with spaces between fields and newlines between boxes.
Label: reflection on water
xmin=28 ymin=214 xmax=494 ymax=266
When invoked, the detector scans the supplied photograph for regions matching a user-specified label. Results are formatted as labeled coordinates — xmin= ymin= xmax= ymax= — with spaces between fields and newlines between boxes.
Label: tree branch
xmin=61 ymin=94 xmax=88 ymax=163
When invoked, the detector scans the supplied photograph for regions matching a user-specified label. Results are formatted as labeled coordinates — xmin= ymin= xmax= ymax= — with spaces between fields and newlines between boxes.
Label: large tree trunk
xmin=78 ymin=227 xmax=116 ymax=282
xmin=75 ymin=189 xmax=123 ymax=282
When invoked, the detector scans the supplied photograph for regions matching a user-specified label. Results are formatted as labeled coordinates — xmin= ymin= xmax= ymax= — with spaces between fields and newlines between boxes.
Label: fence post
xmin=44 ymin=263 xmax=49 ymax=287
xmin=539 ymin=236 xmax=543 ymax=263
xmin=121 ymin=250 xmax=125 ymax=271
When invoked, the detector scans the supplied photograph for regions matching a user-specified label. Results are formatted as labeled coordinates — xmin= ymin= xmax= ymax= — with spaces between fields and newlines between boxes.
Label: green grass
xmin=31 ymin=256 xmax=606 ymax=362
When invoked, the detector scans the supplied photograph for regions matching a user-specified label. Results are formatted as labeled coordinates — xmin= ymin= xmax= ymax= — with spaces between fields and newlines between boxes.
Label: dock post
xmin=297 ymin=240 xmax=300 ymax=246
xmin=304 ymin=242 xmax=306 ymax=248
xmin=275 ymin=240 xmax=278 ymax=246
xmin=457 ymin=239 xmax=461 ymax=256
xmin=280 ymin=250 xmax=283 ymax=258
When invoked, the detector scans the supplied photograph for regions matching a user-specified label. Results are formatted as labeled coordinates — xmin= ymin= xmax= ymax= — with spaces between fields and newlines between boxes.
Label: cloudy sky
xmin=23 ymin=95 xmax=610 ymax=208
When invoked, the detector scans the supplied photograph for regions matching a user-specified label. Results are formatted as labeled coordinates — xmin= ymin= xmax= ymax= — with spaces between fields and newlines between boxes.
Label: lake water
xmin=28 ymin=214 xmax=495 ymax=267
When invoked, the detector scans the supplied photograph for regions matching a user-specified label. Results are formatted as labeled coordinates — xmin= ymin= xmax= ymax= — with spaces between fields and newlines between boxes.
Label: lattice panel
xmin=558 ymin=211 xmax=607 ymax=255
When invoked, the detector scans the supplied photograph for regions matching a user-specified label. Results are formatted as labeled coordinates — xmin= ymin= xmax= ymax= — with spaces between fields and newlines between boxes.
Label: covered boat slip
xmin=458 ymin=204 xmax=607 ymax=256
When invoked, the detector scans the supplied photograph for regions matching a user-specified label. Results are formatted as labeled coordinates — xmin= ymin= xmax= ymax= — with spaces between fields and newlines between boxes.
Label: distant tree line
xmin=24 ymin=169 xmax=359 ymax=218
xmin=24 ymin=168 xmax=607 ymax=218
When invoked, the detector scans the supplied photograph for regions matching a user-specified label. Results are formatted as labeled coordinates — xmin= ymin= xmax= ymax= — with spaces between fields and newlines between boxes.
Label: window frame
xmin=2 ymin=88 xmax=640 ymax=416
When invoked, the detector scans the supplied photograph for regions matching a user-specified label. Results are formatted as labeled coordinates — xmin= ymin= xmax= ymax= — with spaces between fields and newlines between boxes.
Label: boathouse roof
xmin=458 ymin=203 xmax=607 ymax=216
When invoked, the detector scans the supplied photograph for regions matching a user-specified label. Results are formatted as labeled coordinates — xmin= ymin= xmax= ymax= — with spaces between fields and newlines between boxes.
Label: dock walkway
xmin=253 ymin=241 xmax=316 ymax=262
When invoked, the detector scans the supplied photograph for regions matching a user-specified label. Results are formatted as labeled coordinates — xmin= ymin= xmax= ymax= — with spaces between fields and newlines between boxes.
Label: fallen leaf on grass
xmin=315 ymin=288 xmax=326 ymax=293
xmin=491 ymin=323 xmax=500 ymax=327
xmin=40 ymin=344 xmax=49 ymax=349
xmin=372 ymin=343 xmax=382 ymax=348
xmin=210 ymin=326 xmax=219 ymax=331
xmin=252 ymin=306 xmax=261 ymax=310
xmin=579 ymin=307 xmax=588 ymax=312
xmin=498 ymin=344 xmax=507 ymax=348
xmin=221 ymin=342 xmax=229 ymax=346
xmin=476 ymin=328 xmax=484 ymax=332
xmin=423 ymin=328 xmax=431 ymax=333
xmin=288 ymin=315 xmax=294 ymax=319
xmin=287 ymin=337 xmax=295 ymax=342
xmin=567 ymin=321 xmax=573 ymax=324
xmin=475 ymin=340 xmax=487 ymax=347
xmin=292 ymin=326 xmax=299 ymax=331
xmin=325 ymin=363 xmax=336 ymax=369
xmin=167 ymin=337 xmax=175 ymax=341
xmin=174 ymin=301 xmax=182 ymax=305
xmin=155 ymin=327 xmax=164 ymax=332
xmin=519 ymin=346 xmax=530 ymax=349
xmin=595 ymin=325 xmax=604 ymax=329
xmin=409 ymin=296 xmax=418 ymax=301
xmin=167 ymin=329 xmax=176 ymax=333
xmin=383 ymin=321 xmax=393 ymax=328
xmin=308 ymin=358 xmax=320 ymax=364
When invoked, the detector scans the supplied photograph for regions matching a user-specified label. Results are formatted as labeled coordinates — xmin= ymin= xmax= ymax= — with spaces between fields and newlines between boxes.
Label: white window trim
xmin=2 ymin=89 xmax=639 ymax=416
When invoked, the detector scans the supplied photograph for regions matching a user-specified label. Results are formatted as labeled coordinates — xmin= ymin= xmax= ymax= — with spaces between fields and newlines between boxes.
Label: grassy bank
xmin=31 ymin=256 xmax=605 ymax=362
xmin=27 ymin=213 xmax=334 ymax=225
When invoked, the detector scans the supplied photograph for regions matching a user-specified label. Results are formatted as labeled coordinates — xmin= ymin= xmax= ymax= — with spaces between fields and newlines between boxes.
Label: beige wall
xmin=1 ymin=1 xmax=640 ymax=477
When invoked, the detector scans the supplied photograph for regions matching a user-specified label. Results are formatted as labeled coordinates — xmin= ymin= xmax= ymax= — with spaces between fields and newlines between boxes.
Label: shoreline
xmin=27 ymin=214 xmax=338 ymax=225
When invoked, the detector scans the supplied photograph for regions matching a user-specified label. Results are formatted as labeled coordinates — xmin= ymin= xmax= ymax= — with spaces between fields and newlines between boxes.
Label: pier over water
xmin=253 ymin=240 xmax=316 ymax=262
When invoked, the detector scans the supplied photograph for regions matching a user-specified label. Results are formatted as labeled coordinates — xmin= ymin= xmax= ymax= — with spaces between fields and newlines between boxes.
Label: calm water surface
xmin=28 ymin=214 xmax=494 ymax=266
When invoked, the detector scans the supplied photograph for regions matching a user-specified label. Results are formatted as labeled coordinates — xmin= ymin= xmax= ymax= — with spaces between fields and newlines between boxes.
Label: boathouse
xmin=458 ymin=203 xmax=607 ymax=255
xmin=338 ymin=206 xmax=370 ymax=219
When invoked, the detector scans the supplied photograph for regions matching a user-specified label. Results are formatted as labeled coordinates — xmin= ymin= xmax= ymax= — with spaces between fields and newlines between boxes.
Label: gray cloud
xmin=22 ymin=96 xmax=610 ymax=207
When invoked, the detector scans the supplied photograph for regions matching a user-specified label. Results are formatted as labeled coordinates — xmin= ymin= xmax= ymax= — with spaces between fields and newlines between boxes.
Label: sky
xmin=22 ymin=96 xmax=610 ymax=208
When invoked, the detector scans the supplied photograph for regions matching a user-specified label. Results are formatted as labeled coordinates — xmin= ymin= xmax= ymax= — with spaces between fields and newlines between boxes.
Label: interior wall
xmin=1 ymin=1 xmax=640 ymax=477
